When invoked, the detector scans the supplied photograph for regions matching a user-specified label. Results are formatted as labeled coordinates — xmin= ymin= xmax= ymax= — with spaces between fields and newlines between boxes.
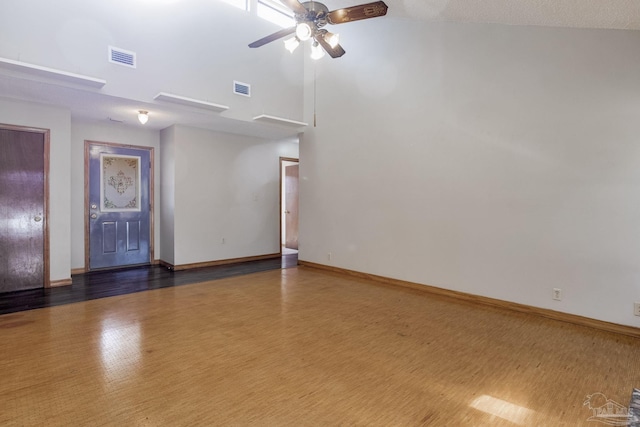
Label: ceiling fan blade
xmin=315 ymin=34 xmax=346 ymax=58
xmin=279 ymin=0 xmax=308 ymax=15
xmin=327 ymin=1 xmax=388 ymax=25
xmin=248 ymin=26 xmax=296 ymax=48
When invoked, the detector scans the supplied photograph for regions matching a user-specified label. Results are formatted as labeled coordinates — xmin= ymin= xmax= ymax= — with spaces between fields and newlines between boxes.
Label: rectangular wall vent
xmin=108 ymin=46 xmax=136 ymax=68
xmin=233 ymin=81 xmax=251 ymax=97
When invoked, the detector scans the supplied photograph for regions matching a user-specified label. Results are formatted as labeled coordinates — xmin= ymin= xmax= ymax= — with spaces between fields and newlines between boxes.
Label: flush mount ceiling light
xmin=137 ymin=110 xmax=149 ymax=124
xmin=249 ymin=0 xmax=388 ymax=59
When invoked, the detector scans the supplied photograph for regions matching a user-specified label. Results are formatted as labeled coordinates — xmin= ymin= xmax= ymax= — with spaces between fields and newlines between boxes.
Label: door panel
xmin=127 ymin=221 xmax=140 ymax=251
xmin=0 ymin=129 xmax=45 ymax=292
xmin=102 ymin=222 xmax=117 ymax=253
xmin=285 ymin=164 xmax=299 ymax=250
xmin=88 ymin=143 xmax=150 ymax=269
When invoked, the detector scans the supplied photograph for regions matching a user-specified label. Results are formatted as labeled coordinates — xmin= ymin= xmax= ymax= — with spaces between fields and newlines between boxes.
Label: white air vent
xmin=233 ymin=81 xmax=251 ymax=97
xmin=108 ymin=46 xmax=136 ymax=68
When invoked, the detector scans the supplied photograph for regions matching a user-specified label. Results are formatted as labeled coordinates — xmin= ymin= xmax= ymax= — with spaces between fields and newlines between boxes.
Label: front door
xmin=0 ymin=127 xmax=48 ymax=292
xmin=86 ymin=142 xmax=152 ymax=270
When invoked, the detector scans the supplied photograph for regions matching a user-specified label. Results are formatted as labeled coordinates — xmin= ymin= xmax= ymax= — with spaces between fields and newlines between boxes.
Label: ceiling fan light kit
xmin=295 ymin=22 xmax=314 ymax=41
xmin=249 ymin=0 xmax=388 ymax=59
xmin=324 ymin=31 xmax=339 ymax=48
xmin=284 ymin=37 xmax=301 ymax=53
xmin=310 ymin=41 xmax=326 ymax=60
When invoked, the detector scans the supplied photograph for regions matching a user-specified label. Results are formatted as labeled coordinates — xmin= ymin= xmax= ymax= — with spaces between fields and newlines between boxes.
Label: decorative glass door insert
xmin=100 ymin=154 xmax=141 ymax=212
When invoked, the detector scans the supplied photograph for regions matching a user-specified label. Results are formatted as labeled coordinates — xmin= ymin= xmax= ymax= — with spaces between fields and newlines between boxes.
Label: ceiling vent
xmin=233 ymin=81 xmax=251 ymax=97
xmin=108 ymin=46 xmax=136 ymax=68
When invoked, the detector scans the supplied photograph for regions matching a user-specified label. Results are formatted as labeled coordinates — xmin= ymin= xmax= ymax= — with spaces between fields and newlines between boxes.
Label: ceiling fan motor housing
xmin=299 ymin=1 xmax=330 ymax=28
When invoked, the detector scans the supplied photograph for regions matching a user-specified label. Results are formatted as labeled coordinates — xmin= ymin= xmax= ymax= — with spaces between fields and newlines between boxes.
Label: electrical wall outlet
xmin=634 ymin=302 xmax=640 ymax=316
xmin=552 ymin=288 xmax=562 ymax=301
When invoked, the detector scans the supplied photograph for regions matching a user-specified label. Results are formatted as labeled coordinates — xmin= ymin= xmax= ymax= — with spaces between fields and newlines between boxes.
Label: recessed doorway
xmin=280 ymin=157 xmax=299 ymax=255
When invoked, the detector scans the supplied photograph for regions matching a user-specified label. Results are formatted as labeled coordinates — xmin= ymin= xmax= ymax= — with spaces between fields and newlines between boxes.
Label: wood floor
xmin=0 ymin=254 xmax=297 ymax=315
xmin=1 ymin=266 xmax=639 ymax=426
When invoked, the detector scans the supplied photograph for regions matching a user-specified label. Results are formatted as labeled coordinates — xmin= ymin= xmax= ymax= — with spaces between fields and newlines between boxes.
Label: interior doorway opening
xmin=280 ymin=157 xmax=299 ymax=255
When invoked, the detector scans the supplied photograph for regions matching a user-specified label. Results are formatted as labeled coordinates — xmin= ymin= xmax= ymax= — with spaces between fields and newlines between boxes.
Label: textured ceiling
xmin=382 ymin=0 xmax=640 ymax=30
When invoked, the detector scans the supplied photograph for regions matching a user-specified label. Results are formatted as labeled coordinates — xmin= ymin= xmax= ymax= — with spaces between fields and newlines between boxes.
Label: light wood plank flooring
xmin=1 ymin=266 xmax=639 ymax=426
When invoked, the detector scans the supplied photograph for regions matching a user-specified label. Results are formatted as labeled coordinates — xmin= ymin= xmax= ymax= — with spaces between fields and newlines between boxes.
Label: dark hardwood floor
xmin=0 ymin=254 xmax=297 ymax=315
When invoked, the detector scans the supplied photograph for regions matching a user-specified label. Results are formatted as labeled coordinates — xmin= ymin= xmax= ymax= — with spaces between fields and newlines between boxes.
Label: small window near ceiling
xmin=221 ymin=0 xmax=249 ymax=11
xmin=257 ymin=0 xmax=295 ymax=28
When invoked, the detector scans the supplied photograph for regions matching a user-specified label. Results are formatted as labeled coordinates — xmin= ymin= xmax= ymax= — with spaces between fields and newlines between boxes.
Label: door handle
xmin=34 ymin=216 xmax=42 ymax=222
xmin=90 ymin=213 xmax=97 ymax=219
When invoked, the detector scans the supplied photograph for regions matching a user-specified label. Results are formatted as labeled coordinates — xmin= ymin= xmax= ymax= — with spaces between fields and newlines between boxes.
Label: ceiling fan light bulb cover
xmin=326 ymin=32 xmax=339 ymax=48
xmin=284 ymin=37 xmax=300 ymax=53
xmin=295 ymin=23 xmax=312 ymax=41
xmin=310 ymin=43 xmax=325 ymax=60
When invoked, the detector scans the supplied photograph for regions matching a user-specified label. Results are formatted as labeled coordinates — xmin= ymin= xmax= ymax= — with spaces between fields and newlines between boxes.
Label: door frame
xmin=0 ymin=123 xmax=50 ymax=287
xmin=279 ymin=156 xmax=299 ymax=254
xmin=84 ymin=140 xmax=154 ymax=271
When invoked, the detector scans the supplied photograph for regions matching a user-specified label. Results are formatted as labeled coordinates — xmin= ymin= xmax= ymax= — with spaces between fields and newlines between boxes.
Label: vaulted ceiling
xmin=1 ymin=0 xmax=638 ymax=138
xmin=384 ymin=0 xmax=640 ymax=30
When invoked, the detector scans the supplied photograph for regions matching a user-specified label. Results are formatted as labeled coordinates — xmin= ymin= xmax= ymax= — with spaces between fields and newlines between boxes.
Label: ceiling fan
xmin=248 ymin=0 xmax=388 ymax=59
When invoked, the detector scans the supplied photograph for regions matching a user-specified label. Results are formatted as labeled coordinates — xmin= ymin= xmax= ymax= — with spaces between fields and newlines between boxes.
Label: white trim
xmin=153 ymin=92 xmax=229 ymax=112
xmin=0 ymin=57 xmax=106 ymax=87
xmin=253 ymin=114 xmax=308 ymax=127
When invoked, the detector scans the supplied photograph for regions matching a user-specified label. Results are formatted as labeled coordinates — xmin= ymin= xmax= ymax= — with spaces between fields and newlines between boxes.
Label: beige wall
xmin=300 ymin=20 xmax=640 ymax=327
xmin=161 ymin=125 xmax=298 ymax=266
xmin=159 ymin=126 xmax=176 ymax=265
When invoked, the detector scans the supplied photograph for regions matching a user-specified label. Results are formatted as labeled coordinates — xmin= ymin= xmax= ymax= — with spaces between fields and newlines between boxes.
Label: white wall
xmin=0 ymin=0 xmax=304 ymax=123
xmin=0 ymin=97 xmax=71 ymax=282
xmin=1 ymin=0 xmax=305 ymax=277
xmin=162 ymin=125 xmax=298 ymax=266
xmin=160 ymin=126 xmax=176 ymax=265
xmin=70 ymin=119 xmax=161 ymax=269
xmin=2 ymin=99 xmax=295 ymax=275
xmin=300 ymin=19 xmax=640 ymax=326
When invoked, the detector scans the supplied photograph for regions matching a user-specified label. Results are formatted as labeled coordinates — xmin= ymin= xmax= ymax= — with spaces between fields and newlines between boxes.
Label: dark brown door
xmin=284 ymin=164 xmax=299 ymax=250
xmin=0 ymin=128 xmax=46 ymax=292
